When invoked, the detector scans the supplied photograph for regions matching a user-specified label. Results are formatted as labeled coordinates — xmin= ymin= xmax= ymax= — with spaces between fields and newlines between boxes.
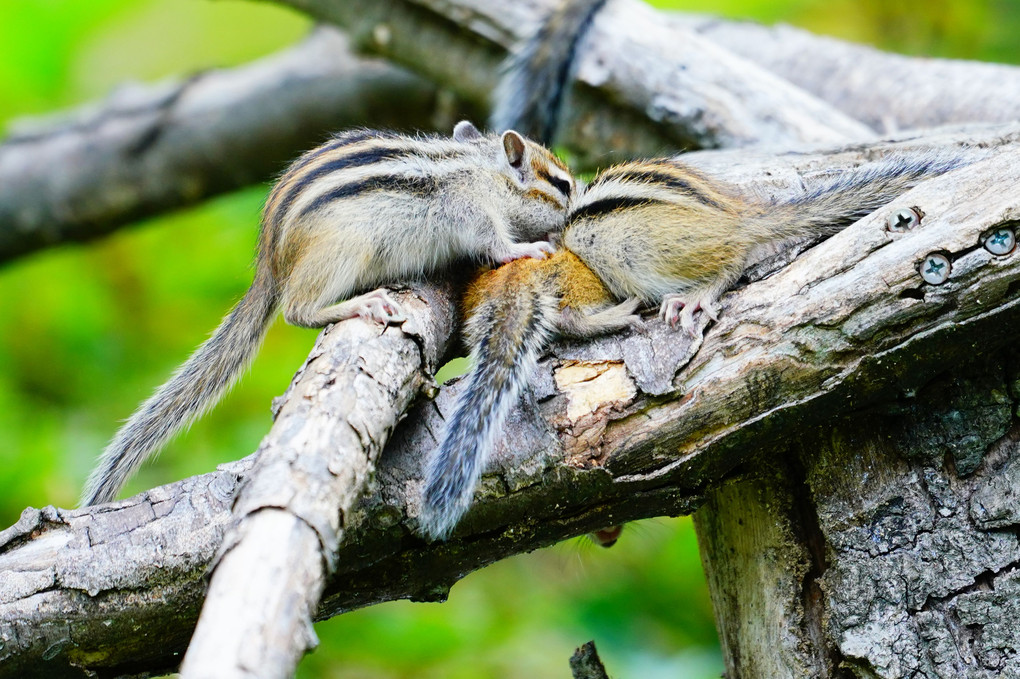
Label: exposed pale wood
xmin=0 ymin=27 xmax=441 ymax=263
xmin=3 ymin=127 xmax=1019 ymax=675
xmin=694 ymin=473 xmax=821 ymax=678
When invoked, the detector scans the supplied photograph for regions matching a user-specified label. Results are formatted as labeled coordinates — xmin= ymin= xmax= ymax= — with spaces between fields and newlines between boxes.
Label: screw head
xmin=984 ymin=227 xmax=1016 ymax=256
xmin=888 ymin=208 xmax=920 ymax=232
xmin=920 ymin=253 xmax=951 ymax=285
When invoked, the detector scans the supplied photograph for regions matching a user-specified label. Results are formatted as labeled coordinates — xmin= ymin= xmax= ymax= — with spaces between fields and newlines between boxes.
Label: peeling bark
xmin=3 ymin=2 xmax=1020 ymax=674
xmin=179 ymin=284 xmax=456 ymax=679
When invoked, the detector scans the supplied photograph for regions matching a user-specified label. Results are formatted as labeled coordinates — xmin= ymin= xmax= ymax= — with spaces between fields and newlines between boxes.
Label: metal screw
xmin=888 ymin=208 xmax=920 ymax=232
xmin=920 ymin=253 xmax=951 ymax=285
xmin=984 ymin=227 xmax=1016 ymax=256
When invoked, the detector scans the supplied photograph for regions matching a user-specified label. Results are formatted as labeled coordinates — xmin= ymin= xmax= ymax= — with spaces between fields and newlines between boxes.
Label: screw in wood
xmin=920 ymin=253 xmax=951 ymax=285
xmin=983 ymin=227 xmax=1016 ymax=256
xmin=888 ymin=208 xmax=920 ymax=232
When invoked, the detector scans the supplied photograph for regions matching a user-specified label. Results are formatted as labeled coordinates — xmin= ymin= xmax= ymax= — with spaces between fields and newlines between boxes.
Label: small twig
xmin=570 ymin=640 xmax=611 ymax=679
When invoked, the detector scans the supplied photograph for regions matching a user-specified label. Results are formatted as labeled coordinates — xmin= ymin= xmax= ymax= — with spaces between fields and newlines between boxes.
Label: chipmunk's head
xmin=456 ymin=121 xmax=576 ymax=242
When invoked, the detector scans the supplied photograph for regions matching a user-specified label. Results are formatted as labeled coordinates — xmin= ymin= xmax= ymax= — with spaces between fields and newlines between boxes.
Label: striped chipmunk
xmin=418 ymin=0 xmax=966 ymax=539
xmin=82 ymin=121 xmax=576 ymax=507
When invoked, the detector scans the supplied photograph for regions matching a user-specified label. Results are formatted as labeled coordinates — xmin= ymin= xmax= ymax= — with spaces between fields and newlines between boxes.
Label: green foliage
xmin=0 ymin=0 xmax=1016 ymax=676
xmin=300 ymin=519 xmax=718 ymax=679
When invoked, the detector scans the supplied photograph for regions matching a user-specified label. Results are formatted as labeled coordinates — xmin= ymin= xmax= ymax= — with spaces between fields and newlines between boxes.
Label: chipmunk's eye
xmin=548 ymin=175 xmax=572 ymax=197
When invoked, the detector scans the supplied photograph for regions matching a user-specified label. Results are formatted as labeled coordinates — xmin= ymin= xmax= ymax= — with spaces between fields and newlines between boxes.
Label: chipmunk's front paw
xmin=498 ymin=240 xmax=554 ymax=263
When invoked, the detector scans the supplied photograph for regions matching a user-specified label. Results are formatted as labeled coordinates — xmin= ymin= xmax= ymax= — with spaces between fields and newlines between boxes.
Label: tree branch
xmin=7 ymin=4 xmax=1018 ymax=266
xmin=272 ymin=0 xmax=1020 ymax=167
xmin=180 ymin=283 xmax=457 ymax=678
xmin=570 ymin=641 xmax=611 ymax=679
xmin=273 ymin=0 xmax=873 ymax=166
xmin=0 ymin=27 xmax=442 ymax=263
xmin=3 ymin=125 xmax=1019 ymax=676
xmin=671 ymin=13 xmax=1020 ymax=134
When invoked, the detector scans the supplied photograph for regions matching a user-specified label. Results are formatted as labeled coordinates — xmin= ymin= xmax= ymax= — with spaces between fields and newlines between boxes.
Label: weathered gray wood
xmin=0 ymin=27 xmax=441 ymax=263
xmin=672 ymin=13 xmax=1020 ymax=135
xmin=3 ymin=127 xmax=1019 ymax=676
xmin=179 ymin=284 xmax=456 ymax=679
xmin=7 ymin=5 xmax=1015 ymax=267
xmin=273 ymin=0 xmax=873 ymax=166
xmin=694 ymin=471 xmax=822 ymax=678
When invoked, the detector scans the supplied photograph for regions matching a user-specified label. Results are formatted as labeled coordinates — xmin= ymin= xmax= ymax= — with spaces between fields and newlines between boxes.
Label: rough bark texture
xmin=3 ymin=126 xmax=1019 ymax=676
xmin=0 ymin=27 xmax=442 ymax=263
xmin=695 ymin=354 xmax=1020 ymax=678
xmin=274 ymin=0 xmax=872 ymax=166
xmin=7 ymin=2 xmax=1016 ymax=264
xmin=570 ymin=640 xmax=612 ymax=679
xmin=4 ymin=2 xmax=1020 ymax=676
xmin=179 ymin=284 xmax=456 ymax=679
xmin=269 ymin=0 xmax=1020 ymax=169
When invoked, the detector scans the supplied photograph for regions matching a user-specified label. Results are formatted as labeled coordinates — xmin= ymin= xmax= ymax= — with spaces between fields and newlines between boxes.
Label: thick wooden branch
xmin=672 ymin=13 xmax=1020 ymax=134
xmin=7 ymin=5 xmax=1016 ymax=266
xmin=179 ymin=283 xmax=456 ymax=679
xmin=3 ymin=126 xmax=1019 ymax=676
xmin=7 ymin=4 xmax=1015 ymax=266
xmin=272 ymin=0 xmax=1020 ymax=168
xmin=0 ymin=27 xmax=441 ymax=263
xmin=273 ymin=0 xmax=872 ymax=166
xmin=693 ymin=351 xmax=1020 ymax=676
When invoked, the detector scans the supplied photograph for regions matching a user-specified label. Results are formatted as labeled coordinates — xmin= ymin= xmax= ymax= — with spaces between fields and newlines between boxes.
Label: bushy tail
xmin=489 ymin=0 xmax=608 ymax=144
xmin=81 ymin=269 xmax=279 ymax=506
xmin=420 ymin=267 xmax=558 ymax=539
xmin=763 ymin=152 xmax=966 ymax=238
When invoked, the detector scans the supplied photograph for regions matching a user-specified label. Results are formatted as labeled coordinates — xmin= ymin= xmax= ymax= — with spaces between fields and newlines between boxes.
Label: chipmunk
xmin=418 ymin=0 xmax=965 ymax=538
xmin=82 ymin=120 xmax=576 ymax=507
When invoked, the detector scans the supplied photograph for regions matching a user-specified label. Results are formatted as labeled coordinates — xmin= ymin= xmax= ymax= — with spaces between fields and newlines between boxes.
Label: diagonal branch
xmin=7 ymin=2 xmax=1018 ymax=265
xmin=671 ymin=13 xmax=1020 ymax=134
xmin=2 ymin=125 xmax=1019 ymax=677
xmin=180 ymin=282 xmax=458 ymax=678
xmin=0 ymin=27 xmax=442 ymax=264
xmin=275 ymin=0 xmax=873 ymax=164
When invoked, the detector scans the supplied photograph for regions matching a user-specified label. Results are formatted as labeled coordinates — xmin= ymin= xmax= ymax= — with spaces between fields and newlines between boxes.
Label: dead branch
xmin=274 ymin=0 xmax=872 ymax=166
xmin=179 ymin=283 xmax=457 ymax=678
xmin=0 ymin=27 xmax=441 ymax=263
xmin=7 ymin=4 xmax=1018 ymax=267
xmin=3 ymin=126 xmax=1019 ymax=677
xmin=671 ymin=13 xmax=1020 ymax=134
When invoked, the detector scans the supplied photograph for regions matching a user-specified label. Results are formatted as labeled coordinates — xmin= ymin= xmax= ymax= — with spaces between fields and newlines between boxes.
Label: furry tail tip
xmin=418 ymin=427 xmax=486 ymax=540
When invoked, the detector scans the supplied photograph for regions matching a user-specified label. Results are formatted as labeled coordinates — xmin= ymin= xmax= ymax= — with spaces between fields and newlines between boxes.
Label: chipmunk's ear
xmin=453 ymin=120 xmax=483 ymax=142
xmin=501 ymin=130 xmax=527 ymax=169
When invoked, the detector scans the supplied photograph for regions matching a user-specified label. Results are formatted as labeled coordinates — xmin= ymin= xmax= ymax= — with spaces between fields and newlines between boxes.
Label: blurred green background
xmin=1 ymin=0 xmax=1016 ymax=677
